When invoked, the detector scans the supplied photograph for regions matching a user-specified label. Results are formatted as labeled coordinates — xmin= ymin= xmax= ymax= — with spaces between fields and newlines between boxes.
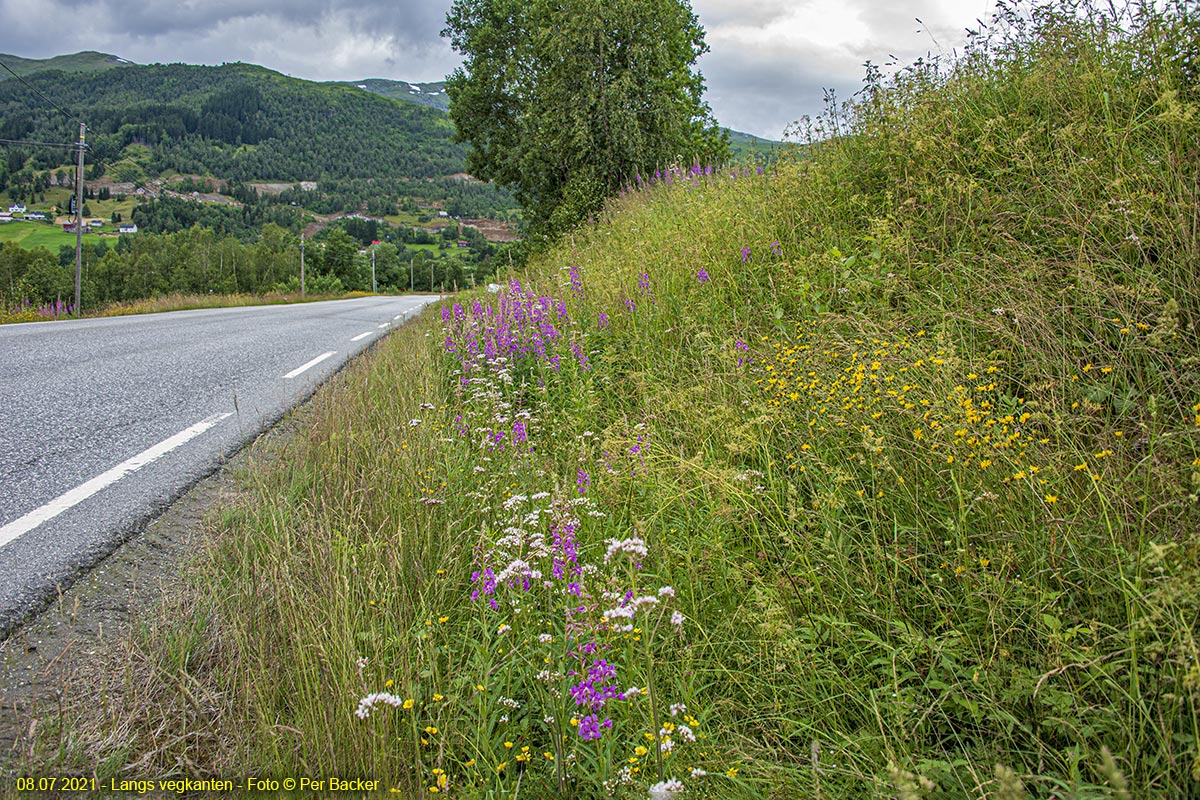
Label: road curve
xmin=0 ymin=295 xmax=437 ymax=637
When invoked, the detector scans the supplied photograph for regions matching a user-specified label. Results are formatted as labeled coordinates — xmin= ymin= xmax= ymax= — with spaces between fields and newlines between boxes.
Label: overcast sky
xmin=0 ymin=0 xmax=995 ymax=139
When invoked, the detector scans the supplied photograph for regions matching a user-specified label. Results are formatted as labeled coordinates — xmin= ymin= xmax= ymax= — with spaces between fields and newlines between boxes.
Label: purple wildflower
xmin=741 ymin=247 xmax=752 ymax=263
xmin=735 ymin=339 xmax=752 ymax=368
xmin=570 ymin=658 xmax=620 ymax=721
xmin=577 ymin=714 xmax=604 ymax=740
xmin=696 ymin=268 xmax=710 ymax=283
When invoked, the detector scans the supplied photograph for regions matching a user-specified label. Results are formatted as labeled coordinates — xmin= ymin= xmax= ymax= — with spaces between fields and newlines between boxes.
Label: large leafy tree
xmin=443 ymin=0 xmax=727 ymax=241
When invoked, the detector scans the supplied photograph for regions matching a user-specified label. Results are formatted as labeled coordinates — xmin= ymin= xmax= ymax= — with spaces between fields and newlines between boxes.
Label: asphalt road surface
xmin=0 ymin=295 xmax=436 ymax=637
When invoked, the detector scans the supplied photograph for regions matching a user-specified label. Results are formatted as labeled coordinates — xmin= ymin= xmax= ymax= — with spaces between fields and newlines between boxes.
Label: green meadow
xmin=0 ymin=222 xmax=84 ymax=251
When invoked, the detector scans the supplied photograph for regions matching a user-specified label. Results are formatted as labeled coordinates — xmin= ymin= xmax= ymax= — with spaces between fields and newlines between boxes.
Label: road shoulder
xmin=0 ymin=419 xmax=293 ymax=774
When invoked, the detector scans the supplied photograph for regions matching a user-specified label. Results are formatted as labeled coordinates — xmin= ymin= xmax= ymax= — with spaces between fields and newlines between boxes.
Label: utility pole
xmin=300 ymin=234 xmax=306 ymax=296
xmin=409 ymin=255 xmax=414 ymax=293
xmin=370 ymin=246 xmax=377 ymax=293
xmin=73 ymin=122 xmax=85 ymax=315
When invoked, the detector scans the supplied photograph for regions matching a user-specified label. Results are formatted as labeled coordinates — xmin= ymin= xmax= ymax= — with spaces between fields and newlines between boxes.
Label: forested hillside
xmin=0 ymin=61 xmax=516 ymax=218
xmin=0 ymin=63 xmax=458 ymax=180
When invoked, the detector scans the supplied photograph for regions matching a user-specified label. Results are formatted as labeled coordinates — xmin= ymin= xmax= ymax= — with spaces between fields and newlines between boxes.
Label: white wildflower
xmin=647 ymin=778 xmax=684 ymax=800
xmin=355 ymin=692 xmax=403 ymax=719
xmin=604 ymin=537 xmax=648 ymax=563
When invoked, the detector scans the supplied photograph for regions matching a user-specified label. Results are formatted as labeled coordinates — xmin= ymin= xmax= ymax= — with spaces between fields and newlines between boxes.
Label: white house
xmin=8 ymin=203 xmax=25 ymax=214
xmin=118 ymin=223 xmax=138 ymax=234
xmin=26 ymin=211 xmax=46 ymax=220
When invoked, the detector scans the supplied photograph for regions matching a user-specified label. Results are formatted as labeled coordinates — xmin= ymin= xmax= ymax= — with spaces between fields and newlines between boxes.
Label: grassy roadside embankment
xmin=13 ymin=2 xmax=1200 ymax=797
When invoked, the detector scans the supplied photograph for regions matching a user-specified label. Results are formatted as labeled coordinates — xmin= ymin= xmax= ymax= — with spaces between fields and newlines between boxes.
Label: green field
xmin=403 ymin=242 xmax=442 ymax=255
xmin=0 ymin=222 xmax=93 ymax=251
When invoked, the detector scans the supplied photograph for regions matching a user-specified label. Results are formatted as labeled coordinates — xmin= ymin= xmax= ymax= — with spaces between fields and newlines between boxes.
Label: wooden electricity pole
xmin=73 ymin=122 xmax=85 ymax=314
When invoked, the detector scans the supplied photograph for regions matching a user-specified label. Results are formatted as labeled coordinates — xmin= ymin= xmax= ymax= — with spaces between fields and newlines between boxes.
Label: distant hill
xmin=0 ymin=50 xmax=136 ymax=78
xmin=0 ymin=61 xmax=461 ymax=182
xmin=725 ymin=128 xmax=781 ymax=160
xmin=0 ymin=60 xmax=517 ymax=220
xmin=334 ymin=79 xmax=450 ymax=112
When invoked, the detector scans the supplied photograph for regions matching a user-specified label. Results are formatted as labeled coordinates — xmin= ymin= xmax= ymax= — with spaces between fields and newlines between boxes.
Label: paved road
xmin=0 ymin=295 xmax=436 ymax=637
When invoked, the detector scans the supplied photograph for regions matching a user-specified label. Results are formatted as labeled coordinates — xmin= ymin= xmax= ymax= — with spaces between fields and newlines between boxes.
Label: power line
xmin=0 ymin=57 xmax=87 ymax=130
xmin=0 ymin=137 xmax=81 ymax=149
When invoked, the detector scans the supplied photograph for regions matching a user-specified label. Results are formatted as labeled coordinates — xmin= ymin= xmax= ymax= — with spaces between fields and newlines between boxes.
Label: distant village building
xmin=8 ymin=204 xmax=25 ymax=214
xmin=26 ymin=211 xmax=46 ymax=220
xmin=89 ymin=220 xmax=104 ymax=228
xmin=118 ymin=223 xmax=138 ymax=234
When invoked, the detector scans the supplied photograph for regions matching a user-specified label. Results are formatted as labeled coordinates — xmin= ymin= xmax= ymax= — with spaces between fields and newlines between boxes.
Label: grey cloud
xmin=1 ymin=0 xmax=451 ymax=73
xmin=699 ymin=42 xmax=865 ymax=138
xmin=690 ymin=0 xmax=798 ymax=29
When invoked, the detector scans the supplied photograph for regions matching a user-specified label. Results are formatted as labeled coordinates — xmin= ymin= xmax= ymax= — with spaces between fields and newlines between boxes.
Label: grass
xmin=0 ymin=222 xmax=83 ymax=251
xmin=0 ymin=290 xmax=380 ymax=325
xmin=11 ymin=1 xmax=1200 ymax=797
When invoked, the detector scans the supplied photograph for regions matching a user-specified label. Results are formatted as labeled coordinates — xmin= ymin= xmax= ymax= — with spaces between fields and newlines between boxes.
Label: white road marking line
xmin=351 ymin=331 xmax=375 ymax=342
xmin=0 ymin=413 xmax=233 ymax=550
xmin=377 ymin=323 xmax=390 ymax=329
xmin=283 ymin=351 xmax=336 ymax=379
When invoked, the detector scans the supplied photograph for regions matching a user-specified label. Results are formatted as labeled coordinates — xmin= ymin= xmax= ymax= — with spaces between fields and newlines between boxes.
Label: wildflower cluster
xmin=620 ymin=162 xmax=768 ymax=197
xmin=358 ymin=280 xmax=722 ymax=796
xmin=1 ymin=296 xmax=75 ymax=324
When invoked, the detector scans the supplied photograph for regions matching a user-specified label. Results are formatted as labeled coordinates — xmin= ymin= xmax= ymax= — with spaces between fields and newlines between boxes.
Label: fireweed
xmin=358 ymin=282 xmax=715 ymax=797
